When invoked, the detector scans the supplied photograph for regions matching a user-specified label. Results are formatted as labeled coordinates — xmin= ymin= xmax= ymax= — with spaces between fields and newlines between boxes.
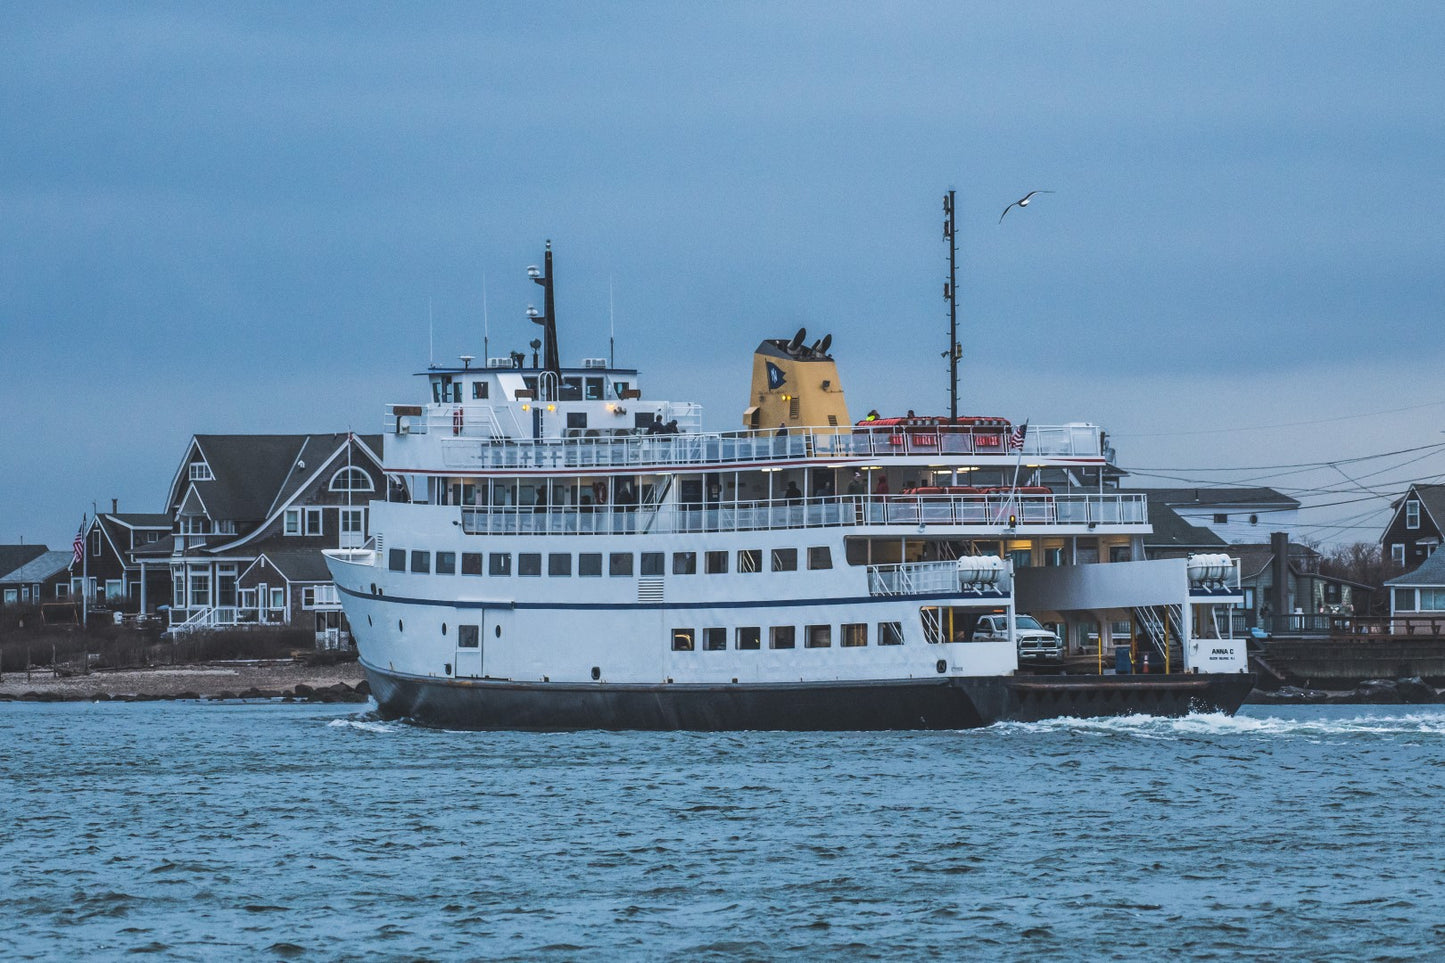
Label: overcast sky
xmin=3 ymin=2 xmax=1443 ymax=549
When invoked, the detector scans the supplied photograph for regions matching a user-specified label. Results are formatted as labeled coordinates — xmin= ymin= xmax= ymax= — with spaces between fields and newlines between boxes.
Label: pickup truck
xmin=973 ymin=614 xmax=1064 ymax=661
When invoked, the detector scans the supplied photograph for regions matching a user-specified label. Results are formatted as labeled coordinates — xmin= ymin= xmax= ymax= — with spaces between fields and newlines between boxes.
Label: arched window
xmin=329 ymin=467 xmax=374 ymax=493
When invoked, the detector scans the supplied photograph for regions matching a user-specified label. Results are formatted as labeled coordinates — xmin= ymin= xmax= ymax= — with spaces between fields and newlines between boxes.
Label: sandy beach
xmin=0 ymin=660 xmax=368 ymax=702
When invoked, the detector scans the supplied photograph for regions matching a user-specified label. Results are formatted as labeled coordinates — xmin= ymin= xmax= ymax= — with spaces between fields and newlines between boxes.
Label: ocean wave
xmin=326 ymin=715 xmax=398 ymax=734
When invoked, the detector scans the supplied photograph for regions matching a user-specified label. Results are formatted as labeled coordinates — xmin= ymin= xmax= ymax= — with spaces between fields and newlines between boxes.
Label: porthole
xmin=442 ymin=623 xmax=447 ymax=635
xmin=399 ymin=620 xmax=404 ymax=632
xmin=591 ymin=666 xmax=601 ymax=681
xmin=495 ymin=624 xmax=502 ymax=638
xmin=367 ymin=615 xmax=373 ymax=626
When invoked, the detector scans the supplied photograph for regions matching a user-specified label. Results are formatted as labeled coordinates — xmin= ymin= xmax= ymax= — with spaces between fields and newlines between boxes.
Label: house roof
xmin=1143 ymin=500 xmax=1226 ymax=548
xmin=0 ymin=545 xmax=48 ymax=580
xmin=1386 ymin=548 xmax=1445 ymax=587
xmin=0 ymin=550 xmax=73 ymax=585
xmin=179 ymin=433 xmax=384 ymax=524
xmin=246 ymin=548 xmax=333 ymax=583
xmin=1135 ymin=487 xmax=1301 ymax=511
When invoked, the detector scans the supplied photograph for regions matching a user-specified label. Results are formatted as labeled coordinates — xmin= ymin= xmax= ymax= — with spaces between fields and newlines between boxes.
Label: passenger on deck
xmin=847 ymin=471 xmax=866 ymax=496
xmin=874 ymin=476 xmax=890 ymax=496
xmin=784 ymin=481 xmax=803 ymax=503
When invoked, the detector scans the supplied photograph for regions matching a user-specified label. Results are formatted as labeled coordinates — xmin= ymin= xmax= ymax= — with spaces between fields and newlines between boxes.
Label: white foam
xmin=985 ymin=708 xmax=1445 ymax=740
xmin=327 ymin=716 xmax=397 ymax=734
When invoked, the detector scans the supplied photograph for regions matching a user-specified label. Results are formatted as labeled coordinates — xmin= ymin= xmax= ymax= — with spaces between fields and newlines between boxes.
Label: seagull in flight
xmin=999 ymin=190 xmax=1055 ymax=223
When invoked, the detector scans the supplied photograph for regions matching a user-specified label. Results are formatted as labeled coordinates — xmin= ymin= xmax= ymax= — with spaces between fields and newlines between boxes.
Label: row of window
xmin=285 ymin=507 xmax=366 ymax=537
xmin=670 ymin=622 xmax=905 ymax=651
xmin=388 ymin=546 xmax=834 ymax=577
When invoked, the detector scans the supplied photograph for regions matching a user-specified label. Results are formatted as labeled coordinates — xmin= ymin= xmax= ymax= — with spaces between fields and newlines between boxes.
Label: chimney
xmin=111 ymin=498 xmax=118 ymax=515
xmin=1270 ymin=531 xmax=1290 ymax=617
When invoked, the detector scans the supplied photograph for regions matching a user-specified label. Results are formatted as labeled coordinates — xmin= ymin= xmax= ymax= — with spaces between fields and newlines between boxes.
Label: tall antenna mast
xmin=609 ymin=275 xmax=616 ymax=369
xmin=428 ymin=297 xmax=435 ymax=367
xmin=482 ymin=272 xmax=490 ymax=362
xmin=943 ymin=190 xmax=960 ymax=420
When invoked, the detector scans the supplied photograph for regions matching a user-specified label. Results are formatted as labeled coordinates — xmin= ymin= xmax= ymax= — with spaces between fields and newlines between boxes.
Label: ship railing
xmin=387 ymin=410 xmax=1104 ymax=468
xmin=458 ymin=492 xmax=1147 ymax=536
xmin=867 ymin=560 xmax=1013 ymax=597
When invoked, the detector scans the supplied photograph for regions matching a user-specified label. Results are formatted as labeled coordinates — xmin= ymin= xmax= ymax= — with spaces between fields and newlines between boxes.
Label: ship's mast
xmin=943 ymin=190 xmax=960 ymax=420
xmin=529 ymin=240 xmax=562 ymax=378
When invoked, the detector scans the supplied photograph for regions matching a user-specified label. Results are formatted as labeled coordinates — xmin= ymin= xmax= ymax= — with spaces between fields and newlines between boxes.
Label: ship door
xmin=455 ymin=621 xmax=484 ymax=678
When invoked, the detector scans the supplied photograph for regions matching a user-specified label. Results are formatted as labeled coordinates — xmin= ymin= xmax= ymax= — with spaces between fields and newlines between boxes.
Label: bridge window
xmin=579 ymin=553 xmax=602 ymax=577
xmin=489 ymin=553 xmax=512 ymax=577
xmin=705 ymin=551 xmax=728 ymax=574
xmin=640 ymin=552 xmax=664 ymax=576
xmin=436 ymin=551 xmax=456 ymax=575
xmin=736 ymin=627 xmax=760 ymax=650
xmin=388 ymin=549 xmax=405 ymax=571
xmin=410 ymin=551 xmax=430 ymax=574
xmin=519 ymin=553 xmax=541 ymax=577
xmin=549 ymin=553 xmax=572 ymax=577
xmin=609 ymin=553 xmax=633 ymax=577
xmin=808 ymin=546 xmax=832 ymax=570
xmin=805 ymin=625 xmax=831 ymax=648
xmin=673 ymin=552 xmax=697 ymax=575
xmin=472 ymin=381 xmax=488 ymax=400
xmin=461 ymin=552 xmax=483 ymax=575
xmin=769 ymin=626 xmax=795 ymax=650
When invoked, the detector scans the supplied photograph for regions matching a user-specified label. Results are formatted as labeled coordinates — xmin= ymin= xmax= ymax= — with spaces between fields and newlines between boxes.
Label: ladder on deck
xmin=1132 ymin=604 xmax=1185 ymax=671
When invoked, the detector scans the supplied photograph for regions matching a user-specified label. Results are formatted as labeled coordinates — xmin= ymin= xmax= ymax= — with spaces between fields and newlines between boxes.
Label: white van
xmin=973 ymin=614 xmax=1064 ymax=661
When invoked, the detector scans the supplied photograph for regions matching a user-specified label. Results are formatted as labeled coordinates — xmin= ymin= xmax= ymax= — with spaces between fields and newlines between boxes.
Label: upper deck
xmin=384 ymin=403 xmax=1105 ymax=476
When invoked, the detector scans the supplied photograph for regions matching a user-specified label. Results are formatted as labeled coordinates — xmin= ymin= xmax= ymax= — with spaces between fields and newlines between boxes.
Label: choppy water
xmin=2 ymin=703 xmax=1444 ymax=961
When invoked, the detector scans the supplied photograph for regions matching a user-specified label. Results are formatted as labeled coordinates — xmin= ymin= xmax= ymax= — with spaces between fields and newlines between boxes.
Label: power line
xmin=1115 ymin=399 xmax=1445 ymax=439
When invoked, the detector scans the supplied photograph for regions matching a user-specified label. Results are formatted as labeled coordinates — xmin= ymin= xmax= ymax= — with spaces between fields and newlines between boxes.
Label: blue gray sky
xmin=3 ymin=2 xmax=1443 ymax=549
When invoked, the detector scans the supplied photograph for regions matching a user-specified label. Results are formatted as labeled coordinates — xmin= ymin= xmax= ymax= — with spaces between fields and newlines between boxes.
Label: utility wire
xmin=1115 ymin=399 xmax=1445 ymax=439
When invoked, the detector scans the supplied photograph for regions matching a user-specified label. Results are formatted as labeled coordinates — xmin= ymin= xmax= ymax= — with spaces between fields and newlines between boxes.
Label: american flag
xmin=72 ymin=516 xmax=86 ymax=567
xmin=1008 ymin=421 xmax=1028 ymax=451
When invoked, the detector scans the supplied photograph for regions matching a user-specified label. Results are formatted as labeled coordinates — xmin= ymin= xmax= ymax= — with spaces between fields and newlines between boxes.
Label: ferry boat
xmin=324 ymin=242 xmax=1255 ymax=729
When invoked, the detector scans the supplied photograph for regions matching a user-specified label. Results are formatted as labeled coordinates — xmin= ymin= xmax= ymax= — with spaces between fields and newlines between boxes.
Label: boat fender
xmin=936 ymin=659 xmax=947 ymax=674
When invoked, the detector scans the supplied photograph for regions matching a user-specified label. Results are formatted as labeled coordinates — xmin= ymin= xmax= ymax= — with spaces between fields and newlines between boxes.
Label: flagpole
xmin=1006 ymin=421 xmax=1029 ymax=523
xmin=80 ymin=514 xmax=88 ymax=629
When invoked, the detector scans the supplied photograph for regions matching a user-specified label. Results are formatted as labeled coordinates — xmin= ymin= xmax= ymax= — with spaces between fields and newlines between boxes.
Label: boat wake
xmin=987 ymin=707 xmax=1445 ymax=740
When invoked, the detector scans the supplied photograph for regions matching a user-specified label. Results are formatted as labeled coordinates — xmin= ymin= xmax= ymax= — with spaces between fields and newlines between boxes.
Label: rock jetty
xmin=0 ymin=660 xmax=369 ymax=704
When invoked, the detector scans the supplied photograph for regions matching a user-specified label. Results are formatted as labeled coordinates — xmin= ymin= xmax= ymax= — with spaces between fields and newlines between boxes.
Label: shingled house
xmin=72 ymin=512 xmax=173 ymax=611
xmin=0 ymin=546 xmax=68 ymax=607
xmin=154 ymin=433 xmax=385 ymax=645
xmin=1380 ymin=483 xmax=1445 ymax=570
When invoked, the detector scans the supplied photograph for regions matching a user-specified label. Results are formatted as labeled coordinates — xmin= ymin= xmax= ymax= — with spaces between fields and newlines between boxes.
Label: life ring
xmin=452 ymin=407 xmax=464 ymax=435
xmin=592 ymin=480 xmax=607 ymax=505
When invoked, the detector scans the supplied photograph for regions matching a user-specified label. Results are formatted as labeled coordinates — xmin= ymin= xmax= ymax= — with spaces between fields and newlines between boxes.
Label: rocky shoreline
xmin=4 ymin=661 xmax=1442 ymax=709
xmin=0 ymin=660 xmax=369 ymax=704
xmin=1244 ymin=677 xmax=1445 ymax=706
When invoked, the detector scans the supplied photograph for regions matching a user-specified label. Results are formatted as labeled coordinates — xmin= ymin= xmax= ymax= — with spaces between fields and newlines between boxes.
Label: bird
xmin=999 ymin=190 xmax=1055 ymax=223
